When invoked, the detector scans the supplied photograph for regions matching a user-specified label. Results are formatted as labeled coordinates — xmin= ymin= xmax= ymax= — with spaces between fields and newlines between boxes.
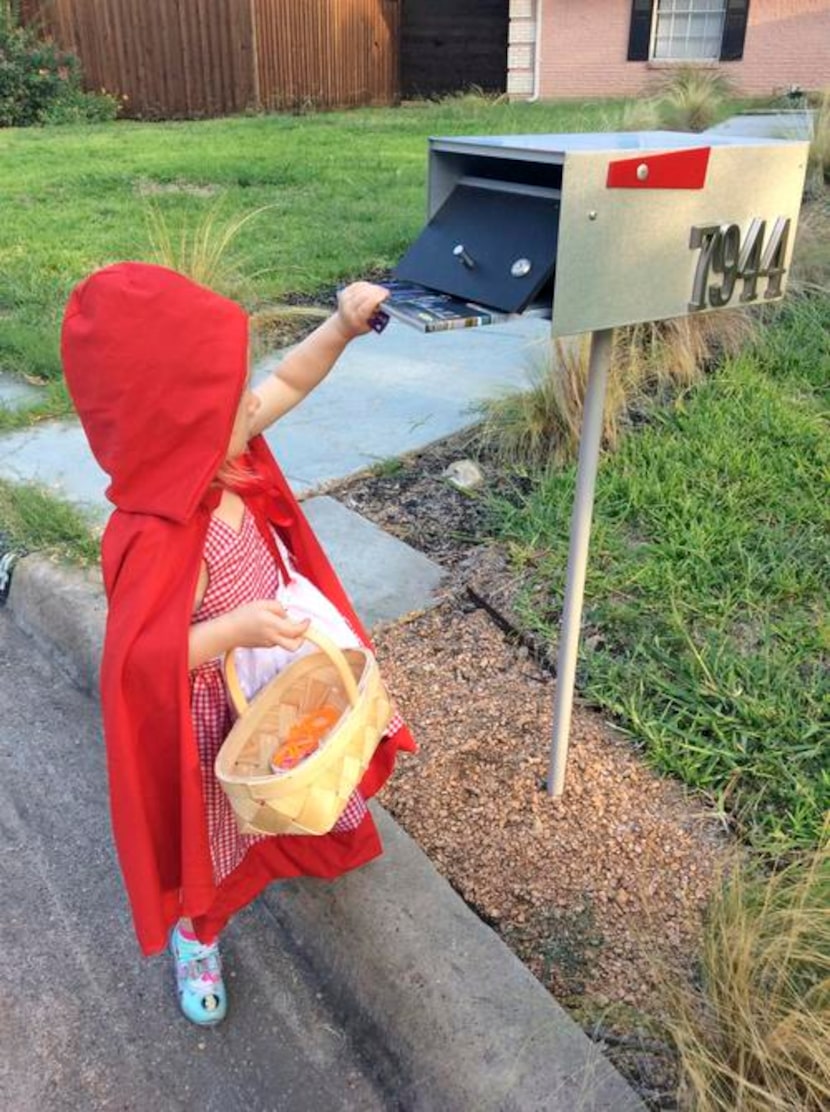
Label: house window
xmin=627 ymin=0 xmax=749 ymax=63
xmin=653 ymin=1 xmax=726 ymax=60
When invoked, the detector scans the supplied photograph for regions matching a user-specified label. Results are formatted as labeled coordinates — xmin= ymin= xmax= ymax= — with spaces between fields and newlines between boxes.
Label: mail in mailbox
xmin=378 ymin=131 xmax=808 ymax=338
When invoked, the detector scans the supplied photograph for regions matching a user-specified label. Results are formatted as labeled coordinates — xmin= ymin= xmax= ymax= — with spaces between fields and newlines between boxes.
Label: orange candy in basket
xmin=271 ymin=704 xmax=341 ymax=772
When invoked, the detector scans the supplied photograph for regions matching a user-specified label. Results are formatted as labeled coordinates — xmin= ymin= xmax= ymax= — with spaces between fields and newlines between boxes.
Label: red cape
xmin=62 ymin=263 xmax=415 ymax=955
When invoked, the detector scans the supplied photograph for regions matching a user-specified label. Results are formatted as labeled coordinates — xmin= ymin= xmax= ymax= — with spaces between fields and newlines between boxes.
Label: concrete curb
xmin=7 ymin=554 xmax=644 ymax=1111
xmin=8 ymin=555 xmax=105 ymax=696
xmin=265 ymin=807 xmax=644 ymax=1111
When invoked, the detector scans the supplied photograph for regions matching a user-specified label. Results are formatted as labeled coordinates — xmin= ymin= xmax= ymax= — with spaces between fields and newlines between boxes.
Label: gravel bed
xmin=327 ymin=431 xmax=736 ymax=1108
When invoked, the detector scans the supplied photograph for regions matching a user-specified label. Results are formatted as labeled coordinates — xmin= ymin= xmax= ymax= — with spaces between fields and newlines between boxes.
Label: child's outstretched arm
xmin=250 ymin=281 xmax=388 ymax=435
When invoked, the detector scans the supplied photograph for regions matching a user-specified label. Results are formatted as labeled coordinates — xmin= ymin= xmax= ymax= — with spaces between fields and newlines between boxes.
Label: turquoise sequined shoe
xmin=170 ymin=924 xmax=228 ymax=1026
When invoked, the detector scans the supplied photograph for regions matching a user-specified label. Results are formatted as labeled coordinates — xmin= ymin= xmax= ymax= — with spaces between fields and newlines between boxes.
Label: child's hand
xmin=335 ymin=282 xmax=389 ymax=340
xmin=230 ymin=600 xmax=310 ymax=652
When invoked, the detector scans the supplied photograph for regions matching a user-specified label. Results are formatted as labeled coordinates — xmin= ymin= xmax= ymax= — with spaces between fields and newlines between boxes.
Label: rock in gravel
xmin=442 ymin=459 xmax=485 ymax=491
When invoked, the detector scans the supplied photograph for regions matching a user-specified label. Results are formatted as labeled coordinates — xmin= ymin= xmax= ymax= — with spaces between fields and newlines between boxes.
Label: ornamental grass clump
xmin=145 ymin=201 xmax=327 ymax=357
xmin=145 ymin=200 xmax=272 ymax=296
xmin=613 ymin=65 xmax=733 ymax=135
xmin=474 ymin=310 xmax=755 ymax=471
xmin=789 ymin=197 xmax=830 ymax=294
xmin=474 ymin=332 xmax=652 ymax=471
xmin=472 ymin=336 xmax=604 ymax=471
xmin=658 ymin=310 xmax=756 ymax=388
xmin=649 ymin=66 xmax=735 ymax=133
xmin=805 ymin=89 xmax=830 ymax=199
xmin=664 ymin=837 xmax=830 ymax=1111
xmin=438 ymin=85 xmax=509 ymax=111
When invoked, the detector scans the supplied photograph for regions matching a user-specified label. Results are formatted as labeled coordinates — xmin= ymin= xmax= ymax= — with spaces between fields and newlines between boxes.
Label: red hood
xmin=62 ymin=262 xmax=248 ymax=522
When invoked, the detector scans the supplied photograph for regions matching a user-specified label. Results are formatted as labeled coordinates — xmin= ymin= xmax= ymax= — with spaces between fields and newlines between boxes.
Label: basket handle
xmin=224 ymin=626 xmax=362 ymax=715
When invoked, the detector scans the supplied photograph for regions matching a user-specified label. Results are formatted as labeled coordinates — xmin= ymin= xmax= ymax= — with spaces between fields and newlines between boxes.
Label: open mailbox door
xmin=394 ymin=178 xmax=560 ymax=313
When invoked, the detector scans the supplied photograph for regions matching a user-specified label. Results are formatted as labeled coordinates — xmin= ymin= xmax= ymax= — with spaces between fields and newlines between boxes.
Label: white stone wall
xmin=507 ymin=0 xmax=538 ymax=99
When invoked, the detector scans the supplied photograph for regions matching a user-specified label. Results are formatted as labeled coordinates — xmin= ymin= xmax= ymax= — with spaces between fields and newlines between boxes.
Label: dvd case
xmin=377 ymin=280 xmax=511 ymax=333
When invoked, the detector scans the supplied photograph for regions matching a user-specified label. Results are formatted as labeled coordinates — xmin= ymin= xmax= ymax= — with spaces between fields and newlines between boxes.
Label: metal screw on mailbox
xmin=453 ymin=244 xmax=476 ymax=269
xmin=510 ymin=258 xmax=532 ymax=278
xmin=636 ymin=163 xmax=649 ymax=181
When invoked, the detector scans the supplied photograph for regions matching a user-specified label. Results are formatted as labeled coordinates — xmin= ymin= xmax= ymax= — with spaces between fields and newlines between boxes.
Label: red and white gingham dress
xmin=189 ymin=504 xmax=370 ymax=886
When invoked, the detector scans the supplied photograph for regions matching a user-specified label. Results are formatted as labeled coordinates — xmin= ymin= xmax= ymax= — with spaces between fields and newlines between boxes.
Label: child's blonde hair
xmin=214 ymin=455 xmax=262 ymax=494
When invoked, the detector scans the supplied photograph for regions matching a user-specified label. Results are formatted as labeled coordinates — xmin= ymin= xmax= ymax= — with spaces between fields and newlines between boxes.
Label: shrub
xmin=0 ymin=10 xmax=75 ymax=126
xmin=0 ymin=5 xmax=117 ymax=126
xmin=40 ymin=84 xmax=120 ymax=125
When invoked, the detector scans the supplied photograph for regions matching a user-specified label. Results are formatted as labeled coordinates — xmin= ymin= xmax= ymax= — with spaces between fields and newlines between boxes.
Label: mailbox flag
xmin=606 ymin=146 xmax=711 ymax=191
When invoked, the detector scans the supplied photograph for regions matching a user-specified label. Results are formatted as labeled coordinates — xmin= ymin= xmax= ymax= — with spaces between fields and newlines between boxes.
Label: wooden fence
xmin=254 ymin=0 xmax=400 ymax=113
xmin=400 ymin=0 xmax=508 ymax=99
xmin=22 ymin=0 xmax=401 ymax=118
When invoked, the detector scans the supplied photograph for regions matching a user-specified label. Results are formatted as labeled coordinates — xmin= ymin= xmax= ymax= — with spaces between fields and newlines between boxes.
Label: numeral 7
xmin=688 ymin=225 xmax=720 ymax=312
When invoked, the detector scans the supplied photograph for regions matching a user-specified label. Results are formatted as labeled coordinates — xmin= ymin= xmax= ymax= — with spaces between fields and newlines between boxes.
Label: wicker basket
xmin=215 ymin=626 xmax=393 ymax=836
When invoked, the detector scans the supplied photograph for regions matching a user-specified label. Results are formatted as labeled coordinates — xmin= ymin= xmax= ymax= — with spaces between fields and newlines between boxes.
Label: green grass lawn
xmin=0 ymin=478 xmax=99 ymax=564
xmin=486 ymin=296 xmax=830 ymax=856
xmin=0 ymin=97 xmax=624 ymax=388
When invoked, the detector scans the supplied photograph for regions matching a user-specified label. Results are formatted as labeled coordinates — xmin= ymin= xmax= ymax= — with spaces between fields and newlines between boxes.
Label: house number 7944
xmin=688 ymin=217 xmax=791 ymax=312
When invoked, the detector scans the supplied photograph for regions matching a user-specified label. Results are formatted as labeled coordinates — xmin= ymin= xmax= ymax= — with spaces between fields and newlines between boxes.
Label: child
xmin=61 ymin=262 xmax=415 ymax=1026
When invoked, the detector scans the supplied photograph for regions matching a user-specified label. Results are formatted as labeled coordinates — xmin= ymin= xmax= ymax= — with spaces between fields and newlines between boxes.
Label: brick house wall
xmin=508 ymin=0 xmax=830 ymax=100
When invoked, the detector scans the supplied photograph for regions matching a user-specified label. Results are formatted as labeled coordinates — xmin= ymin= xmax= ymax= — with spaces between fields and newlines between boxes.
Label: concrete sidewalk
xmin=1 ymin=317 xmax=645 ymax=1109
xmin=0 ymin=317 xmax=551 ymax=520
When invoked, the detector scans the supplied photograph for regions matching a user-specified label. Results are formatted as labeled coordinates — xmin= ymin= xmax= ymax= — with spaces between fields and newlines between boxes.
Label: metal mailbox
xmin=387 ymin=128 xmax=809 ymax=798
xmin=390 ymin=130 xmax=809 ymax=336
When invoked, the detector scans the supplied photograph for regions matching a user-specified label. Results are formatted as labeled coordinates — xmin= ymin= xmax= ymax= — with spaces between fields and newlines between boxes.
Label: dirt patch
xmin=332 ymin=427 xmax=529 ymax=573
xmin=134 ymin=178 xmax=221 ymax=197
xmin=328 ymin=431 xmax=736 ymax=1109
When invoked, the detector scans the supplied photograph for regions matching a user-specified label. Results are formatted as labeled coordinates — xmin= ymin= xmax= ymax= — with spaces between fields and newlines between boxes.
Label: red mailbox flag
xmin=606 ymin=146 xmax=711 ymax=190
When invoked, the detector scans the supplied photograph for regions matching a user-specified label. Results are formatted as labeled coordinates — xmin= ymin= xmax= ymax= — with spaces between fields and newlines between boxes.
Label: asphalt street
xmin=0 ymin=609 xmax=392 ymax=1112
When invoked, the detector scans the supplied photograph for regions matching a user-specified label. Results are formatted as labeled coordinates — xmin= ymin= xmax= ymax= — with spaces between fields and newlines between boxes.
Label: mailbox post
xmin=388 ymin=130 xmax=809 ymax=795
xmin=548 ymin=326 xmax=613 ymax=797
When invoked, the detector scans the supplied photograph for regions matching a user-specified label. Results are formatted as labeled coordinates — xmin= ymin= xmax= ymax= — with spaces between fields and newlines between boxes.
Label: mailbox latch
xmin=453 ymin=244 xmax=476 ymax=269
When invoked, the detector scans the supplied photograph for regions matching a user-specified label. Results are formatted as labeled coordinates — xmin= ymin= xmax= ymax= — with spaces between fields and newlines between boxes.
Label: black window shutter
xmin=628 ymin=0 xmax=656 ymax=61
xmin=720 ymin=0 xmax=750 ymax=61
